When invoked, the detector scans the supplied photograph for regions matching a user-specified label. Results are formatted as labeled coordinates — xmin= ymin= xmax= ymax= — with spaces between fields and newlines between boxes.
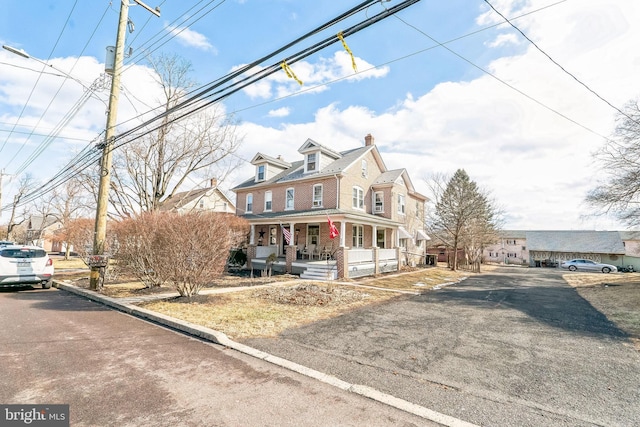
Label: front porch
xmin=247 ymin=246 xmax=401 ymax=280
xmin=242 ymin=210 xmax=425 ymax=280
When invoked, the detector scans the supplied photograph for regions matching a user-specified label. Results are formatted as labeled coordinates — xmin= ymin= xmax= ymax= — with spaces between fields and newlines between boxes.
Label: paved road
xmin=0 ymin=287 xmax=433 ymax=427
xmin=245 ymin=267 xmax=640 ymax=426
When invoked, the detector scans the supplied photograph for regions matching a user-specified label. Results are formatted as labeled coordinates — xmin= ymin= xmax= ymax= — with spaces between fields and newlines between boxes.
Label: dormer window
xmin=257 ymin=164 xmax=265 ymax=181
xmin=306 ymin=153 xmax=317 ymax=172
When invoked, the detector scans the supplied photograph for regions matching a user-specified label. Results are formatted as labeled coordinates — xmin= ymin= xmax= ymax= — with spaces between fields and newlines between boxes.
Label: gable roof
xmin=159 ymin=186 xmax=234 ymax=212
xmin=250 ymin=152 xmax=291 ymax=168
xmin=298 ymin=138 xmax=342 ymax=159
xmin=233 ymin=145 xmax=377 ymax=190
xmin=525 ymin=230 xmax=625 ymax=254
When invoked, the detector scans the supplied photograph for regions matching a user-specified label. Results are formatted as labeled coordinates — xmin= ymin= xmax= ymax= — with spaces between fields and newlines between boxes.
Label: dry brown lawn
xmin=140 ymin=266 xmax=478 ymax=339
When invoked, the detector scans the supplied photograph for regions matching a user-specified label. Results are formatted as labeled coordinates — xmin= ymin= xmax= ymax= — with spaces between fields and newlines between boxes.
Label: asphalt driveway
xmin=243 ymin=267 xmax=640 ymax=426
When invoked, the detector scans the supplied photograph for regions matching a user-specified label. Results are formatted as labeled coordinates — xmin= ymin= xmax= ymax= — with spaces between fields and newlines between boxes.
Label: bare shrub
xmin=113 ymin=211 xmax=249 ymax=296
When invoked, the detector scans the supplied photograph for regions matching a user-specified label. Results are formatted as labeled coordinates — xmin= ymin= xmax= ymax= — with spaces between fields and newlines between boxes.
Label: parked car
xmin=0 ymin=240 xmax=14 ymax=248
xmin=0 ymin=245 xmax=54 ymax=289
xmin=560 ymin=259 xmax=617 ymax=274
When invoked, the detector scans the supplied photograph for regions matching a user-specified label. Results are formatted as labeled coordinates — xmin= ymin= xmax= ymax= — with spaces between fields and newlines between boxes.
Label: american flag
xmin=282 ymin=226 xmax=292 ymax=245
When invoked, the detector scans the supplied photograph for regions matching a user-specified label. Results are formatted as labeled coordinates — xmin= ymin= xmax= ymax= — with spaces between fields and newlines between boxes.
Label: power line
xmin=3 ymin=0 xmax=415 ymax=211
xmin=389 ymin=6 xmax=614 ymax=144
xmin=482 ymin=0 xmax=640 ymax=126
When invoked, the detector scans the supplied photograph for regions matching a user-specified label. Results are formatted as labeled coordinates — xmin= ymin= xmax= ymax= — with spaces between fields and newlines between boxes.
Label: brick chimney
xmin=210 ymin=178 xmax=218 ymax=187
xmin=364 ymin=133 xmax=375 ymax=146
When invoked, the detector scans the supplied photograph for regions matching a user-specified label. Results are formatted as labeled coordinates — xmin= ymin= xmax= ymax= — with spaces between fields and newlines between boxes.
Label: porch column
xmin=335 ymin=246 xmax=347 ymax=279
xmin=373 ymin=246 xmax=380 ymax=275
xmin=247 ymin=244 xmax=257 ymax=270
xmin=372 ymin=225 xmax=377 ymax=248
xmin=250 ymin=225 xmax=255 ymax=245
xmin=285 ymin=222 xmax=296 ymax=273
xmin=340 ymin=221 xmax=346 ymax=247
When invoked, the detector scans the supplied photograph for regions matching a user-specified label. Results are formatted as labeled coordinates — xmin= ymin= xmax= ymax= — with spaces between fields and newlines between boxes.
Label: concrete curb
xmin=54 ymin=280 xmax=478 ymax=427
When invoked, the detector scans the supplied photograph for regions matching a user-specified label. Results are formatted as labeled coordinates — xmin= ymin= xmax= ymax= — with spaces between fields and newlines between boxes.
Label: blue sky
xmin=1 ymin=0 xmax=639 ymax=230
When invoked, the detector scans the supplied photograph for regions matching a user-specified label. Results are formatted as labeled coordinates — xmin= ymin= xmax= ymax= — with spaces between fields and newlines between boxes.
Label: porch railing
xmin=379 ymin=248 xmax=396 ymax=261
xmin=348 ymin=249 xmax=374 ymax=263
xmin=256 ymin=245 xmax=277 ymax=258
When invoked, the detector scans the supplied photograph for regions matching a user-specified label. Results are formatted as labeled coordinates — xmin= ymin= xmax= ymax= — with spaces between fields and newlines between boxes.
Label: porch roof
xmin=240 ymin=208 xmax=402 ymax=227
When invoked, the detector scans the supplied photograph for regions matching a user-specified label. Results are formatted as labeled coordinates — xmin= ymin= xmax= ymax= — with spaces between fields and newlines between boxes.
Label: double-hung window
xmin=285 ymin=188 xmax=294 ymax=210
xmin=313 ymin=184 xmax=323 ymax=207
xmin=306 ymin=153 xmax=317 ymax=172
xmin=352 ymin=187 xmax=364 ymax=210
xmin=397 ymin=194 xmax=405 ymax=215
xmin=374 ymin=191 xmax=384 ymax=213
xmin=264 ymin=191 xmax=272 ymax=211
xmin=246 ymin=193 xmax=253 ymax=213
xmin=352 ymin=225 xmax=363 ymax=248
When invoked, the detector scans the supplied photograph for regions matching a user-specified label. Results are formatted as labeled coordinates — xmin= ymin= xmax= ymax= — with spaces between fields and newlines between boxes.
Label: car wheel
xmin=568 ymin=265 xmax=577 ymax=271
xmin=602 ymin=267 xmax=611 ymax=274
xmin=42 ymin=280 xmax=52 ymax=289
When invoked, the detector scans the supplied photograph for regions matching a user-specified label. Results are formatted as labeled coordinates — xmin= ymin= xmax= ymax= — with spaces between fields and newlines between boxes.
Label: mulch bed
xmin=252 ymin=283 xmax=368 ymax=306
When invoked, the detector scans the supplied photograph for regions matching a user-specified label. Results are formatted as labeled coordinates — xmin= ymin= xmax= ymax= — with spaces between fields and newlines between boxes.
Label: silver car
xmin=560 ymin=259 xmax=617 ymax=274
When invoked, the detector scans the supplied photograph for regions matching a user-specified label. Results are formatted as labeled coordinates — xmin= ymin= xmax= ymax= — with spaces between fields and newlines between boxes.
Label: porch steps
xmin=300 ymin=264 xmax=338 ymax=281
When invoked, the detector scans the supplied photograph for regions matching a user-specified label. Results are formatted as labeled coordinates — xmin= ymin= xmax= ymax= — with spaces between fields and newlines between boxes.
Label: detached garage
xmin=526 ymin=231 xmax=625 ymax=268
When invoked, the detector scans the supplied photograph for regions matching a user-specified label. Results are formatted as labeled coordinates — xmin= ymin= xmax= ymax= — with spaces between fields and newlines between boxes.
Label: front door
xmin=377 ymin=229 xmax=385 ymax=248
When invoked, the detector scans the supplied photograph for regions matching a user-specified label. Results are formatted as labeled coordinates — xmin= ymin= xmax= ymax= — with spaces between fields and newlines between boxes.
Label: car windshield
xmin=0 ymin=248 xmax=47 ymax=258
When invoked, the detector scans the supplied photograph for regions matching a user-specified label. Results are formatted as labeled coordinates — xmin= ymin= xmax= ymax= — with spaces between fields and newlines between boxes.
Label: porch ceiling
xmin=242 ymin=208 xmax=402 ymax=227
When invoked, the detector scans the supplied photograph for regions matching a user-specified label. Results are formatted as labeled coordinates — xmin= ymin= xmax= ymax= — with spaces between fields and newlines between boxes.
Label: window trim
xmin=246 ymin=193 xmax=253 ymax=213
xmin=352 ymin=186 xmax=364 ymax=210
xmin=264 ymin=190 xmax=272 ymax=212
xmin=397 ymin=193 xmax=405 ymax=215
xmin=374 ymin=191 xmax=384 ymax=213
xmin=312 ymin=184 xmax=323 ymax=208
xmin=352 ymin=224 xmax=364 ymax=248
xmin=285 ymin=188 xmax=295 ymax=211
xmin=256 ymin=164 xmax=265 ymax=182
xmin=306 ymin=152 xmax=318 ymax=172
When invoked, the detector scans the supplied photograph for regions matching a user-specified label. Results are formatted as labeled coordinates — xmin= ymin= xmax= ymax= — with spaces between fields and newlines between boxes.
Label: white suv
xmin=0 ymin=245 xmax=54 ymax=289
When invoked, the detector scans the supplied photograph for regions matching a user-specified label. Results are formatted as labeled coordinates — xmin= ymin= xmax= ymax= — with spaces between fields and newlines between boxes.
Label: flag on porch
xmin=327 ymin=216 xmax=339 ymax=239
xmin=282 ymin=225 xmax=292 ymax=245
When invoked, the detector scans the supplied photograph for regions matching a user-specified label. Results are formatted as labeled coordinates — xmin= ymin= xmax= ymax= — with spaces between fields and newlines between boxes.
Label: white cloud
xmin=238 ymin=51 xmax=390 ymax=100
xmin=165 ymin=24 xmax=217 ymax=53
xmin=232 ymin=0 xmax=640 ymax=230
xmin=267 ymin=107 xmax=290 ymax=117
xmin=487 ymin=33 xmax=519 ymax=48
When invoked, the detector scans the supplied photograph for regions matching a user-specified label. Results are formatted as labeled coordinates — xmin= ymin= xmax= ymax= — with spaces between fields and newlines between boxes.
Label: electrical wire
xmin=0 ymin=3 xmax=111 ymax=176
xmin=482 ymin=0 xmax=640 ymax=126
xmin=389 ymin=7 xmax=614 ymax=144
xmin=3 ymin=0 xmax=412 ymax=211
xmin=0 ymin=0 xmax=80 ymax=157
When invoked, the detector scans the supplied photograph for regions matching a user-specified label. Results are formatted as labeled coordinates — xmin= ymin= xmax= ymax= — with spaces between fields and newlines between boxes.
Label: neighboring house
xmin=13 ymin=215 xmax=62 ymax=251
xmin=159 ymin=179 xmax=235 ymax=215
xmin=232 ymin=134 xmax=429 ymax=279
xmin=483 ymin=230 xmax=629 ymax=268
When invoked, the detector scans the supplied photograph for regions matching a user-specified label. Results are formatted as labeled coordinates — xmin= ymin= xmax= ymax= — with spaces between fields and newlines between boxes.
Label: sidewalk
xmin=53 ymin=279 xmax=477 ymax=427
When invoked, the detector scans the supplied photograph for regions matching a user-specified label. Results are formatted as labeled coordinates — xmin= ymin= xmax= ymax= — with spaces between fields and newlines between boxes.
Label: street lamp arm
xmin=2 ymin=44 xmax=107 ymax=106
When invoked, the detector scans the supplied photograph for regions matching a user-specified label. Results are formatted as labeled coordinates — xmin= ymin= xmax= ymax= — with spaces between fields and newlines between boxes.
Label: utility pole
xmin=90 ymin=0 xmax=159 ymax=290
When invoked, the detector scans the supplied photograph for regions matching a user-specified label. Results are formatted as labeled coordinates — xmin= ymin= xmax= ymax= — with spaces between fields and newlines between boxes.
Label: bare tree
xmin=6 ymin=174 xmax=37 ymax=241
xmin=47 ymin=179 xmax=92 ymax=258
xmin=101 ymin=53 xmax=243 ymax=217
xmin=426 ymin=169 xmax=500 ymax=271
xmin=586 ymin=99 xmax=640 ymax=226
